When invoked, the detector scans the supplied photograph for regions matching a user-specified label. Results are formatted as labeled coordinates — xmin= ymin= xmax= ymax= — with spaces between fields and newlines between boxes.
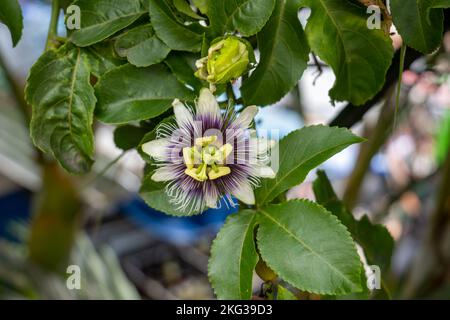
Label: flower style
xmin=142 ymin=88 xmax=275 ymax=213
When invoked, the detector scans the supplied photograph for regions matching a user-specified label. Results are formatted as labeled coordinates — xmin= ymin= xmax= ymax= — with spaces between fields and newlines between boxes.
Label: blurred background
xmin=0 ymin=0 xmax=449 ymax=299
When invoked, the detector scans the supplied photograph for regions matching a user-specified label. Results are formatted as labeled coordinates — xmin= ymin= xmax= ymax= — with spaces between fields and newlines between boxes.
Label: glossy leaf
xmin=95 ymin=63 xmax=195 ymax=124
xmin=173 ymin=0 xmax=204 ymax=19
xmin=114 ymin=24 xmax=171 ymax=67
xmin=70 ymin=0 xmax=147 ymax=47
xmin=84 ymin=41 xmax=125 ymax=77
xmin=241 ymin=0 xmax=309 ymax=106
xmin=149 ymin=0 xmax=204 ymax=52
xmin=26 ymin=44 xmax=96 ymax=174
xmin=301 ymin=0 xmax=394 ymax=105
xmin=192 ymin=0 xmax=208 ymax=14
xmin=114 ymin=125 xmax=148 ymax=151
xmin=140 ymin=172 xmax=204 ymax=216
xmin=165 ymin=51 xmax=204 ymax=92
xmin=257 ymin=200 xmax=362 ymax=295
xmin=391 ymin=0 xmax=450 ymax=54
xmin=255 ymin=125 xmax=364 ymax=205
xmin=313 ymin=170 xmax=394 ymax=272
xmin=207 ymin=0 xmax=276 ymax=37
xmin=0 ymin=0 xmax=23 ymax=46
xmin=209 ymin=210 xmax=259 ymax=299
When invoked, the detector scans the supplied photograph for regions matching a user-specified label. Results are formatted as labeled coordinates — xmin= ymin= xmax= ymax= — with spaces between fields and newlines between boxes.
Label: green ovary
xmin=183 ymin=135 xmax=233 ymax=182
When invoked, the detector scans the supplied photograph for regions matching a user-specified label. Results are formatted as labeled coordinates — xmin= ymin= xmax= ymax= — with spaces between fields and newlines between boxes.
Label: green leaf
xmin=207 ymin=0 xmax=276 ymax=37
xmin=114 ymin=125 xmax=148 ymax=151
xmin=0 ymin=0 xmax=23 ymax=46
xmin=83 ymin=41 xmax=125 ymax=78
xmin=391 ymin=0 xmax=450 ymax=54
xmin=95 ymin=63 xmax=195 ymax=124
xmin=436 ymin=110 xmax=450 ymax=165
xmin=114 ymin=24 xmax=171 ymax=67
xmin=209 ymin=210 xmax=259 ymax=299
xmin=275 ymin=285 xmax=297 ymax=300
xmin=140 ymin=172 xmax=204 ymax=216
xmin=301 ymin=0 xmax=394 ymax=105
xmin=192 ymin=0 xmax=208 ymax=14
xmin=173 ymin=0 xmax=204 ymax=19
xmin=313 ymin=170 xmax=394 ymax=272
xmin=241 ymin=0 xmax=309 ymax=106
xmin=70 ymin=0 xmax=147 ymax=47
xmin=255 ymin=125 xmax=364 ymax=205
xmin=149 ymin=0 xmax=204 ymax=52
xmin=26 ymin=44 xmax=96 ymax=174
xmin=257 ymin=200 xmax=362 ymax=295
xmin=164 ymin=51 xmax=204 ymax=92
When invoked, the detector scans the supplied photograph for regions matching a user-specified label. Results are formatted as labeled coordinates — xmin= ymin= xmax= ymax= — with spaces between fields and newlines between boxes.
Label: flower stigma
xmin=183 ymin=135 xmax=233 ymax=182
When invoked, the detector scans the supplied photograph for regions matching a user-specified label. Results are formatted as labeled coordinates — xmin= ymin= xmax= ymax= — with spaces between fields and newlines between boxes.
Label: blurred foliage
xmin=0 ymin=223 xmax=139 ymax=299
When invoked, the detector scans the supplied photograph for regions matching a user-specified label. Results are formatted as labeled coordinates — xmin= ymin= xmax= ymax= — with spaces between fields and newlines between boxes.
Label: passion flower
xmin=142 ymin=88 xmax=275 ymax=213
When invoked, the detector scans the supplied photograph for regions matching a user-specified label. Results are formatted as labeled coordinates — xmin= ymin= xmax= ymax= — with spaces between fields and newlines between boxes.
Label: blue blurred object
xmin=120 ymin=197 xmax=237 ymax=245
xmin=0 ymin=189 xmax=31 ymax=240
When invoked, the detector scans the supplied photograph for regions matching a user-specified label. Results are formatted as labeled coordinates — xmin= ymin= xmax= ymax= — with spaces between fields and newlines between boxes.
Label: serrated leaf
xmin=0 ymin=0 xmax=23 ymax=46
xmin=301 ymin=0 xmax=394 ymax=105
xmin=149 ymin=0 xmax=204 ymax=52
xmin=140 ymin=172 xmax=204 ymax=216
xmin=241 ymin=0 xmax=309 ymax=106
xmin=95 ymin=63 xmax=195 ymax=124
xmin=26 ymin=44 xmax=96 ymax=174
xmin=114 ymin=24 xmax=171 ymax=67
xmin=84 ymin=41 xmax=125 ymax=78
xmin=164 ymin=51 xmax=204 ymax=92
xmin=209 ymin=210 xmax=259 ymax=299
xmin=391 ymin=0 xmax=450 ymax=54
xmin=255 ymin=125 xmax=364 ymax=205
xmin=70 ymin=0 xmax=147 ymax=47
xmin=313 ymin=170 xmax=394 ymax=272
xmin=207 ymin=0 xmax=276 ymax=37
xmin=257 ymin=200 xmax=362 ymax=295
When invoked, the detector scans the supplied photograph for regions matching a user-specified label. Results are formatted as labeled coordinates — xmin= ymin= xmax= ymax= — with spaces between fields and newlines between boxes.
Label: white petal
xmin=232 ymin=181 xmax=255 ymax=205
xmin=197 ymin=88 xmax=220 ymax=118
xmin=173 ymin=99 xmax=193 ymax=127
xmin=236 ymin=105 xmax=258 ymax=128
xmin=205 ymin=192 xmax=218 ymax=208
xmin=151 ymin=167 xmax=177 ymax=182
xmin=249 ymin=138 xmax=274 ymax=158
xmin=142 ymin=139 xmax=169 ymax=160
xmin=254 ymin=165 xmax=276 ymax=178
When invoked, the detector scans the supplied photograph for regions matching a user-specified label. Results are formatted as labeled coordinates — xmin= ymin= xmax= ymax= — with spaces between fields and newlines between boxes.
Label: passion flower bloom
xmin=142 ymin=88 xmax=275 ymax=213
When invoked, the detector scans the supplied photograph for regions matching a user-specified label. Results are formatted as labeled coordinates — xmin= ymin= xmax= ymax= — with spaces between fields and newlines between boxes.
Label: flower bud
xmin=195 ymin=36 xmax=251 ymax=86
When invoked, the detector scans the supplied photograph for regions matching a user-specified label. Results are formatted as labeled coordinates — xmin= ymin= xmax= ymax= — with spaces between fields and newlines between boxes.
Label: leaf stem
xmin=46 ymin=0 xmax=60 ymax=50
xmin=82 ymin=151 xmax=126 ymax=188
xmin=226 ymin=83 xmax=237 ymax=104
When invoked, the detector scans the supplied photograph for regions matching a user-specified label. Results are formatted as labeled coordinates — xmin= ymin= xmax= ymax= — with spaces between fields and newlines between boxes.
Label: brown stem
xmin=343 ymin=85 xmax=400 ymax=209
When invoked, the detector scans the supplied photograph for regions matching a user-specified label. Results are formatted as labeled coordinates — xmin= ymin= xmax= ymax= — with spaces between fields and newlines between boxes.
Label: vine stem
xmin=45 ymin=0 xmax=60 ymax=50
xmin=82 ymin=151 xmax=126 ymax=189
